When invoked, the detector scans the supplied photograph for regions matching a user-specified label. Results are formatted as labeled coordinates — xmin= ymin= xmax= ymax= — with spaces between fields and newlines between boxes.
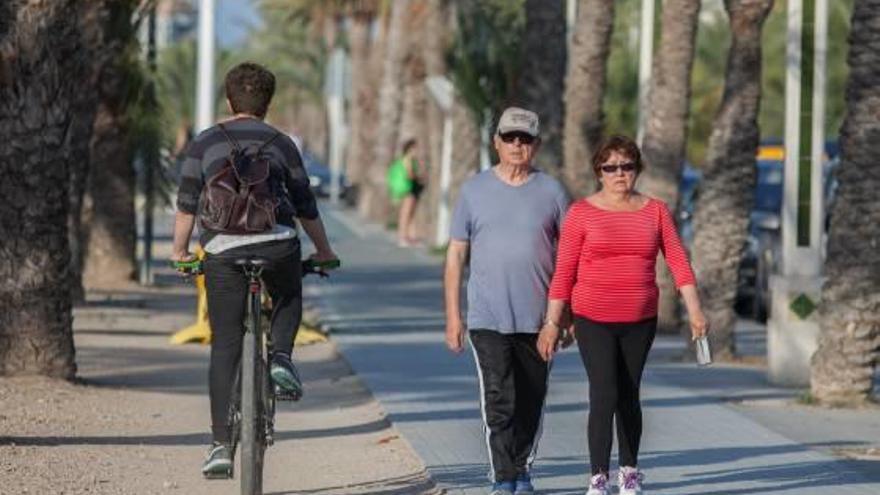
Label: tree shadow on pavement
xmin=266 ymin=471 xmax=438 ymax=495
xmin=0 ymin=418 xmax=391 ymax=447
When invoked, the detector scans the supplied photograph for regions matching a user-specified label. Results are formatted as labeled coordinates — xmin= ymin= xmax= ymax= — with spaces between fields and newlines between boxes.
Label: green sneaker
xmin=271 ymin=352 xmax=303 ymax=400
xmin=201 ymin=442 xmax=233 ymax=479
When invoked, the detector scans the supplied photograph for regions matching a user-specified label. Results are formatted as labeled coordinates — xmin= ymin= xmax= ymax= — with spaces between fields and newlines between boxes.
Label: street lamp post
xmin=196 ymin=0 xmax=216 ymax=133
xmin=426 ymin=76 xmax=454 ymax=247
xmin=636 ymin=0 xmax=655 ymax=146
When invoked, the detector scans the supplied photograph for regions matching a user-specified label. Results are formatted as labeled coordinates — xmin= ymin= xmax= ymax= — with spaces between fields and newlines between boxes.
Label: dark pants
xmin=204 ymin=239 xmax=302 ymax=443
xmin=469 ymin=330 xmax=549 ymax=483
xmin=574 ymin=316 xmax=656 ymax=475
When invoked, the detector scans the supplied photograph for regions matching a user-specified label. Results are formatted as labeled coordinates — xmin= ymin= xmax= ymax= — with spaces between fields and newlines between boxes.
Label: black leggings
xmin=204 ymin=239 xmax=302 ymax=443
xmin=575 ymin=316 xmax=656 ymax=474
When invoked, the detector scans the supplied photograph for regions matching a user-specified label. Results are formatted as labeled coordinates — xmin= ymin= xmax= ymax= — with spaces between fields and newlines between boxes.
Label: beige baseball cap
xmin=496 ymin=107 xmax=539 ymax=137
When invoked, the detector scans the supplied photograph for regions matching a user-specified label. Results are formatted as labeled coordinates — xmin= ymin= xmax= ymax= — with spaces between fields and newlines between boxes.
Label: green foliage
xmin=686 ymin=0 xmax=854 ymax=166
xmin=221 ymin=1 xmax=329 ymax=127
xmin=448 ymin=0 xmax=527 ymax=130
xmin=603 ymin=0 xmax=644 ymax=138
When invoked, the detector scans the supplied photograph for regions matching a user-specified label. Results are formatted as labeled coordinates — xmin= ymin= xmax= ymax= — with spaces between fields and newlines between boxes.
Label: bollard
xmin=169 ymin=247 xmax=327 ymax=346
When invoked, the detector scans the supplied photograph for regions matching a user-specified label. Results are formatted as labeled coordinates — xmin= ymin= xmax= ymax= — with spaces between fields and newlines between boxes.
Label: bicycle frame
xmin=235 ymin=261 xmax=273 ymax=495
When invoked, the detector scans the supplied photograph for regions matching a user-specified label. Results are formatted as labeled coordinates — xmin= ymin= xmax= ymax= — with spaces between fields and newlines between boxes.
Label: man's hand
xmin=445 ymin=316 xmax=465 ymax=353
xmin=170 ymin=251 xmax=196 ymax=263
xmin=536 ymin=323 xmax=560 ymax=362
xmin=309 ymin=249 xmax=339 ymax=264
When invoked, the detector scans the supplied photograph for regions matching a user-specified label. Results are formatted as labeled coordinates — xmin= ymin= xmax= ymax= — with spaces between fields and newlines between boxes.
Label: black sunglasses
xmin=600 ymin=162 xmax=637 ymax=174
xmin=499 ymin=132 xmax=537 ymax=145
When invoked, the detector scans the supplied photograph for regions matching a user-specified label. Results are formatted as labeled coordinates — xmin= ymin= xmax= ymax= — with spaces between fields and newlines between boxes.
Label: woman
xmin=537 ymin=135 xmax=708 ymax=495
xmin=387 ymin=138 xmax=424 ymax=247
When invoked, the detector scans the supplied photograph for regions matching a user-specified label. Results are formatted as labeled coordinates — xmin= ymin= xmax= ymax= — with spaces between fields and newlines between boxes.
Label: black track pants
xmin=469 ymin=330 xmax=549 ymax=483
xmin=204 ymin=239 xmax=302 ymax=443
xmin=574 ymin=316 xmax=656 ymax=474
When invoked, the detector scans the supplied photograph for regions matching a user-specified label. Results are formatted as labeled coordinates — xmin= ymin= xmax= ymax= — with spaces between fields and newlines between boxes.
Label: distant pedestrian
xmin=538 ymin=135 xmax=709 ymax=495
xmin=387 ymin=138 xmax=425 ymax=247
xmin=444 ymin=107 xmax=571 ymax=495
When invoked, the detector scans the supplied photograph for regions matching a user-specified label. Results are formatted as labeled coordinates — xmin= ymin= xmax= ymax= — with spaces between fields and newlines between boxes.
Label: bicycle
xmin=174 ymin=257 xmax=340 ymax=494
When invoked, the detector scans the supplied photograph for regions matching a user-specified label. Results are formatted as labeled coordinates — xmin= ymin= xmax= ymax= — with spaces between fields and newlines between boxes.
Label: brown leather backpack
xmin=198 ymin=124 xmax=282 ymax=234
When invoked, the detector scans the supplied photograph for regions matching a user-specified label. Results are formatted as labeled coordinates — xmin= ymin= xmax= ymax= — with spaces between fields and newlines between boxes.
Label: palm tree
xmin=690 ymin=0 xmax=774 ymax=360
xmin=0 ymin=1 xmax=103 ymax=378
xmin=360 ymin=0 xmax=413 ymax=222
xmin=511 ymin=0 xmax=566 ymax=172
xmin=414 ymin=0 xmax=452 ymax=243
xmin=638 ymin=0 xmax=702 ymax=335
xmin=82 ymin=0 xmax=143 ymax=289
xmin=810 ymin=0 xmax=880 ymax=406
xmin=562 ymin=0 xmax=615 ymax=197
xmin=345 ymin=8 xmax=375 ymax=191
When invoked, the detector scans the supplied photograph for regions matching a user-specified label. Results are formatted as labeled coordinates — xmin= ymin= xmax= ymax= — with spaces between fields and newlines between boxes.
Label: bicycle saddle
xmin=234 ymin=257 xmax=271 ymax=267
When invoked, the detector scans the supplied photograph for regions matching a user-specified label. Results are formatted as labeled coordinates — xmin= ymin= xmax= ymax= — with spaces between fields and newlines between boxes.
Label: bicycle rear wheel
xmin=240 ymin=291 xmax=265 ymax=495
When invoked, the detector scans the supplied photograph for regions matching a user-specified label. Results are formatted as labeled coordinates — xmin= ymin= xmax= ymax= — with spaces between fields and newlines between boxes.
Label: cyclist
xmin=170 ymin=62 xmax=338 ymax=477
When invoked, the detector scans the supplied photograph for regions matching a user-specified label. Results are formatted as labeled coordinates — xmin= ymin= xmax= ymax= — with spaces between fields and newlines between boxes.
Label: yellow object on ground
xmin=170 ymin=247 xmax=328 ymax=347
xmin=295 ymin=326 xmax=328 ymax=345
xmin=170 ymin=248 xmax=212 ymax=345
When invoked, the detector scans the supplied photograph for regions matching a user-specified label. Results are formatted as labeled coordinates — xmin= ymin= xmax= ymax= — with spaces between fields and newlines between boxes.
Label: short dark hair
xmin=224 ymin=62 xmax=276 ymax=118
xmin=591 ymin=135 xmax=643 ymax=186
xmin=401 ymin=138 xmax=417 ymax=154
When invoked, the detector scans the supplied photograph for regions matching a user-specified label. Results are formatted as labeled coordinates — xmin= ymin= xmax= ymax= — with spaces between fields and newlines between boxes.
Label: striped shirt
xmin=548 ymin=197 xmax=696 ymax=323
xmin=176 ymin=117 xmax=318 ymax=247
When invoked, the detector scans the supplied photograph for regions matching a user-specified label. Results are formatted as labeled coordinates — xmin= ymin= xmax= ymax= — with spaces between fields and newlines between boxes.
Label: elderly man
xmin=444 ymin=107 xmax=571 ymax=495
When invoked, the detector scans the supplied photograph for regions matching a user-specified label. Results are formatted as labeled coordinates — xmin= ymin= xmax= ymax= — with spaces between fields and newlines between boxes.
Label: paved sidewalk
xmin=0 ymin=212 xmax=435 ymax=495
xmin=307 ymin=204 xmax=880 ymax=495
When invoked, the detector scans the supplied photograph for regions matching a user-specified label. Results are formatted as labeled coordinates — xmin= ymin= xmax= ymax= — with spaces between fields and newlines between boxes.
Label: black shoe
xmin=270 ymin=352 xmax=303 ymax=400
xmin=201 ymin=442 xmax=233 ymax=479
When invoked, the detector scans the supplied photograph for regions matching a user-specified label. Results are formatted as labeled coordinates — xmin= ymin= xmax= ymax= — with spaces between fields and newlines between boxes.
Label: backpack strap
xmin=217 ymin=123 xmax=242 ymax=153
xmin=255 ymin=131 xmax=282 ymax=154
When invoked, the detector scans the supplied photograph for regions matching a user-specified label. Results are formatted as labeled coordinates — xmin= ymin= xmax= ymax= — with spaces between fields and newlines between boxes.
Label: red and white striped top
xmin=548 ymin=197 xmax=696 ymax=323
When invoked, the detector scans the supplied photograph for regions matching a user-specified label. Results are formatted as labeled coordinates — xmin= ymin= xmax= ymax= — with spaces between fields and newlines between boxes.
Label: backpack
xmin=198 ymin=123 xmax=282 ymax=234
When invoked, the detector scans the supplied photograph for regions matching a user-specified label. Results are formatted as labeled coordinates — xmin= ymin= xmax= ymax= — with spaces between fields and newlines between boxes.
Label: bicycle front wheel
xmin=240 ymin=291 xmax=265 ymax=495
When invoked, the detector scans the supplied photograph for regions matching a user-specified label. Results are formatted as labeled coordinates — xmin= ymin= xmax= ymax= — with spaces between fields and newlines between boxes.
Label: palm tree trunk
xmin=638 ymin=0 xmax=702 ymax=335
xmin=690 ymin=0 xmax=773 ymax=360
xmin=414 ymin=0 xmax=451 ymax=244
xmin=345 ymin=12 xmax=373 ymax=189
xmin=364 ymin=0 xmax=412 ymax=223
xmin=0 ymin=1 xmax=100 ymax=378
xmin=450 ymin=99 xmax=482 ymax=205
xmin=83 ymin=2 xmax=140 ymax=289
xmin=562 ymin=0 xmax=615 ymax=197
xmin=83 ymin=101 xmax=137 ymax=288
xmin=511 ymin=0 xmax=566 ymax=173
xmin=810 ymin=0 xmax=880 ymax=406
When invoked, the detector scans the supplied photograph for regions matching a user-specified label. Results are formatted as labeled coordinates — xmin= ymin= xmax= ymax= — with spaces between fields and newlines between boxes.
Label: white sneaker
xmin=585 ymin=472 xmax=610 ymax=495
xmin=617 ymin=466 xmax=644 ymax=495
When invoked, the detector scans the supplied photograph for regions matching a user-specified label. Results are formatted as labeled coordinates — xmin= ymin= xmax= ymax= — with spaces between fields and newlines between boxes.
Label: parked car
xmin=677 ymin=141 xmax=839 ymax=322
xmin=301 ymin=151 xmax=352 ymax=202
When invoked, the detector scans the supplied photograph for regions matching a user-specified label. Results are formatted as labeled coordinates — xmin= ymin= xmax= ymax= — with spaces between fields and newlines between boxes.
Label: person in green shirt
xmin=387 ymin=138 xmax=424 ymax=246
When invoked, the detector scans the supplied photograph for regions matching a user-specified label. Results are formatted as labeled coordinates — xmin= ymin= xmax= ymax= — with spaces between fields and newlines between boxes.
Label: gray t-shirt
xmin=450 ymin=168 xmax=570 ymax=334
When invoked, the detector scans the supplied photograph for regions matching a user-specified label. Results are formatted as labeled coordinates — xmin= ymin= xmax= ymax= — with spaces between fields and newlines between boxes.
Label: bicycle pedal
xmin=274 ymin=386 xmax=301 ymax=401
xmin=203 ymin=468 xmax=233 ymax=480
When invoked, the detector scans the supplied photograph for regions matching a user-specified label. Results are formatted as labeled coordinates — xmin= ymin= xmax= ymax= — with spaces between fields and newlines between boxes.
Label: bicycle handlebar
xmin=171 ymin=258 xmax=341 ymax=278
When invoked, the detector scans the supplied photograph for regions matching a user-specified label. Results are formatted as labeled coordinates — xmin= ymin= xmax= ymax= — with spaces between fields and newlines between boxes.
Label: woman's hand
xmin=536 ymin=323 xmax=561 ymax=362
xmin=689 ymin=309 xmax=709 ymax=341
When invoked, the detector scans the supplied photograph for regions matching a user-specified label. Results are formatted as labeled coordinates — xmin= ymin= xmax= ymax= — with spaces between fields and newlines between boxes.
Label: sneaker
xmin=617 ymin=466 xmax=644 ymax=495
xmin=270 ymin=352 xmax=303 ymax=400
xmin=489 ymin=481 xmax=516 ymax=495
xmin=201 ymin=442 xmax=233 ymax=479
xmin=585 ymin=472 xmax=610 ymax=495
xmin=514 ymin=472 xmax=535 ymax=495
